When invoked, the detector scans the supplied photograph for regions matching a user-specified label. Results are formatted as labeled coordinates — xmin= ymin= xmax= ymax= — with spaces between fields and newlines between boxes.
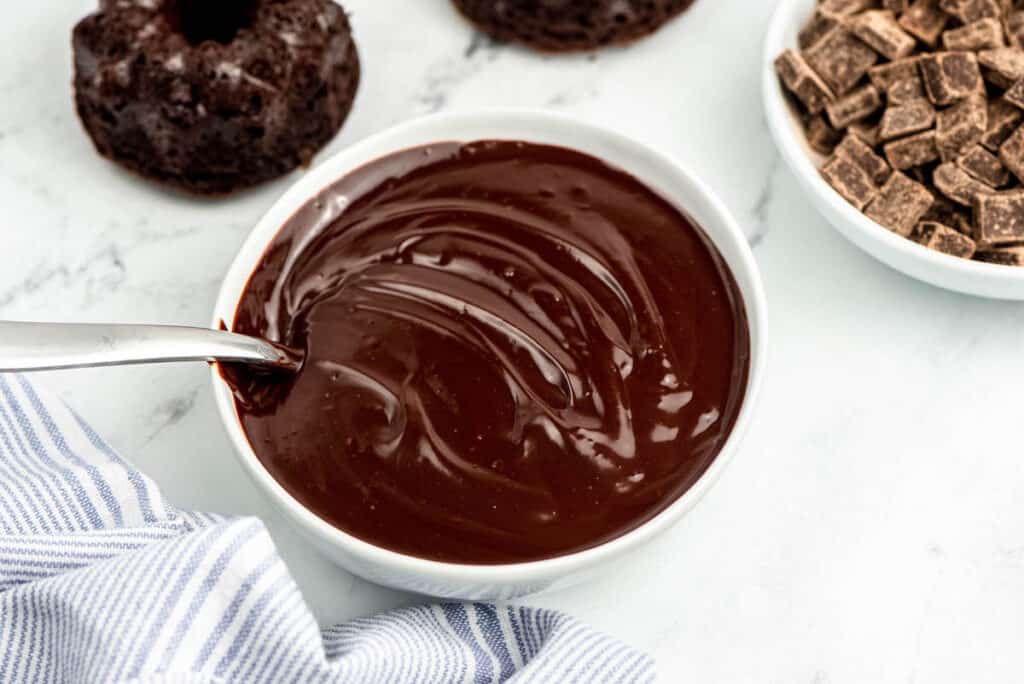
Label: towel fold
xmin=0 ymin=374 xmax=654 ymax=683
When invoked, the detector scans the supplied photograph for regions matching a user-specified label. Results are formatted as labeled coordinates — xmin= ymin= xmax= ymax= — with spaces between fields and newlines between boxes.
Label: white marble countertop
xmin=4 ymin=1 xmax=1024 ymax=681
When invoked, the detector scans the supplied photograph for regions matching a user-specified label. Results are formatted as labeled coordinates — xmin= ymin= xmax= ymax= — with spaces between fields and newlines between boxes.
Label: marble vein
xmin=145 ymin=387 xmax=199 ymax=444
xmin=0 ymin=245 xmax=126 ymax=311
xmin=415 ymin=34 xmax=503 ymax=113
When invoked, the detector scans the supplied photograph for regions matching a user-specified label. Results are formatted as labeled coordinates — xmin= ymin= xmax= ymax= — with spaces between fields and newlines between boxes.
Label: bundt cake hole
xmin=165 ymin=0 xmax=258 ymax=46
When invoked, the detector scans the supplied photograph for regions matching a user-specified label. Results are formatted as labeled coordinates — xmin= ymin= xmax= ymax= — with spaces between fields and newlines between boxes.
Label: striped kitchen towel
xmin=0 ymin=374 xmax=654 ymax=683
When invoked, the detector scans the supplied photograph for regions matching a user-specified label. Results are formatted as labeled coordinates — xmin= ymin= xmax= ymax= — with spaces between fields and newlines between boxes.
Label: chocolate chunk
xmin=958 ymin=143 xmax=1011 ymax=186
xmin=885 ymin=130 xmax=941 ymax=168
xmin=821 ymin=0 xmax=881 ymax=14
xmin=850 ymin=10 xmax=918 ymax=60
xmin=954 ymin=211 xmax=976 ymax=237
xmin=826 ymin=84 xmax=883 ymax=128
xmin=941 ymin=18 xmax=1006 ymax=51
xmin=879 ymin=99 xmax=937 ymax=140
xmin=912 ymin=220 xmax=978 ymax=257
xmin=799 ymin=9 xmax=842 ymax=49
xmin=998 ymin=124 xmax=1024 ymax=180
xmin=804 ymin=28 xmax=880 ymax=95
xmin=920 ymin=52 xmax=984 ymax=106
xmin=776 ymin=49 xmax=836 ymax=115
xmin=807 ymin=114 xmax=846 ymax=154
xmin=887 ymin=77 xmax=927 ymax=104
xmin=955 ymin=210 xmax=977 ymax=236
xmin=935 ymin=94 xmax=988 ymax=160
xmin=836 ymin=133 xmax=893 ymax=183
xmin=899 ymin=0 xmax=951 ymax=46
xmin=938 ymin=0 xmax=1000 ymax=22
xmin=925 ymin=194 xmax=977 ymax=235
xmin=1008 ymin=11 xmax=1024 ymax=48
xmin=869 ymin=57 xmax=922 ymax=89
xmin=821 ymin=153 xmax=880 ymax=209
xmin=908 ymin=165 xmax=934 ymax=185
xmin=974 ymin=245 xmax=1024 ymax=263
xmin=975 ymin=190 xmax=1024 ymax=244
xmin=910 ymin=221 xmax=938 ymax=242
xmin=934 ymin=160 xmax=996 ymax=203
xmin=1003 ymin=77 xmax=1024 ymax=109
xmin=865 ymin=171 xmax=935 ymax=235
xmin=978 ymin=48 xmax=1024 ymax=88
xmin=849 ymin=120 xmax=883 ymax=146
xmin=981 ymin=99 xmax=1024 ymax=151
xmin=923 ymin=194 xmax=963 ymax=224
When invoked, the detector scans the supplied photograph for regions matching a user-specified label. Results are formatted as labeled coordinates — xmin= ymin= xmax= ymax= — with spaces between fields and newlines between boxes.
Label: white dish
xmin=211 ymin=110 xmax=767 ymax=600
xmin=763 ymin=0 xmax=1024 ymax=300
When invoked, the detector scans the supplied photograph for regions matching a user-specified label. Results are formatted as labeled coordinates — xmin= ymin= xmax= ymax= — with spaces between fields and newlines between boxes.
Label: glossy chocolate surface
xmin=227 ymin=141 xmax=749 ymax=564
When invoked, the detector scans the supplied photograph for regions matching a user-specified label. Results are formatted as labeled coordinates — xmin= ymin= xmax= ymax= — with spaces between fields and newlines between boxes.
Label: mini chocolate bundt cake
xmin=452 ymin=0 xmax=696 ymax=52
xmin=72 ymin=0 xmax=360 ymax=195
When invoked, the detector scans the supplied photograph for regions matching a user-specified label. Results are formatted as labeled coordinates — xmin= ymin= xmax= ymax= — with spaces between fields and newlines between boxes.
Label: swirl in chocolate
xmin=227 ymin=141 xmax=749 ymax=564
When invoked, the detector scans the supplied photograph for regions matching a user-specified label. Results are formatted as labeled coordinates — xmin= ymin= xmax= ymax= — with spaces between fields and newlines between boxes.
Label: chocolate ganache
xmin=227 ymin=141 xmax=750 ymax=564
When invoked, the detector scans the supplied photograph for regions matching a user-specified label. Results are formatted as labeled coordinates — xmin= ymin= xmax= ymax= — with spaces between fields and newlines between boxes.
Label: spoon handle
xmin=0 ymin=321 xmax=294 ymax=372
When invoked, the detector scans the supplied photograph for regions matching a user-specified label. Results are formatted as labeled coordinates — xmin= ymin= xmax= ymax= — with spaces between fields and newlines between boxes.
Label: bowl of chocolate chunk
xmin=765 ymin=0 xmax=1024 ymax=299
xmin=210 ymin=110 xmax=766 ymax=599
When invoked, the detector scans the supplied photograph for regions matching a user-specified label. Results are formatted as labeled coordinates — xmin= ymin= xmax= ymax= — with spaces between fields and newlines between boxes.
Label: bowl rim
xmin=210 ymin=108 xmax=768 ymax=585
xmin=762 ymin=0 xmax=1024 ymax=288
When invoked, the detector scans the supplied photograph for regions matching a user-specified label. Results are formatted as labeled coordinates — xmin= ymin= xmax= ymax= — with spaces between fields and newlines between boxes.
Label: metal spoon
xmin=0 ymin=321 xmax=300 ymax=373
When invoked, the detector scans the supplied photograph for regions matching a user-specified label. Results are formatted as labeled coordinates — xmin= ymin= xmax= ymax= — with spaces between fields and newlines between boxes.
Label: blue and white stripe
xmin=0 ymin=374 xmax=654 ymax=683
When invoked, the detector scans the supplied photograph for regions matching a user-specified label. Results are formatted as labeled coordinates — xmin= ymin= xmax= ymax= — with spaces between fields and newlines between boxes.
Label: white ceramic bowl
xmin=764 ymin=0 xmax=1024 ymax=300
xmin=211 ymin=110 xmax=767 ymax=600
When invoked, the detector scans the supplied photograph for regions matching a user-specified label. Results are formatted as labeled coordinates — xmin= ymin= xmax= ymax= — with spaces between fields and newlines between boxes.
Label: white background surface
xmin=3 ymin=1 xmax=1024 ymax=681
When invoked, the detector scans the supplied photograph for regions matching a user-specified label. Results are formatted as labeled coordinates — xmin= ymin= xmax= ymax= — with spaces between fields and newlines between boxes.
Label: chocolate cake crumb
xmin=73 ymin=0 xmax=361 ymax=195
xmin=451 ymin=0 xmax=695 ymax=52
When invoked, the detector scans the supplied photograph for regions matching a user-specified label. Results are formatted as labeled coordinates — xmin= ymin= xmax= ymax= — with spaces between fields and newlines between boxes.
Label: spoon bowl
xmin=0 ymin=321 xmax=300 ymax=373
